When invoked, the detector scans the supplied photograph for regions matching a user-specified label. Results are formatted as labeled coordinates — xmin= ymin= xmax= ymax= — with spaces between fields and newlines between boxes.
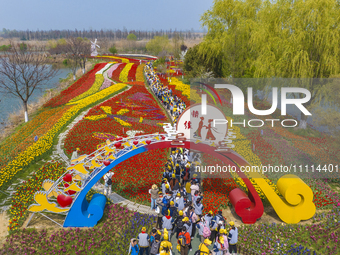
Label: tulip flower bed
xmin=127 ymin=63 xmax=138 ymax=81
xmin=1 ymin=204 xmax=157 ymax=255
xmin=119 ymin=63 xmax=134 ymax=82
xmin=111 ymin=63 xmax=127 ymax=83
xmin=238 ymin=207 xmax=340 ymax=254
xmin=136 ymin=64 xmax=145 ymax=81
xmin=8 ymin=161 xmax=66 ymax=233
xmin=0 ymin=105 xmax=71 ymax=170
xmin=0 ymin=82 xmax=127 ymax=188
xmin=44 ymin=63 xmax=106 ymax=108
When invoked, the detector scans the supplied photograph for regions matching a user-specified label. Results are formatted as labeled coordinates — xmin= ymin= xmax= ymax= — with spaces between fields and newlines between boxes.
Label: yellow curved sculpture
xmin=249 ymin=172 xmax=315 ymax=224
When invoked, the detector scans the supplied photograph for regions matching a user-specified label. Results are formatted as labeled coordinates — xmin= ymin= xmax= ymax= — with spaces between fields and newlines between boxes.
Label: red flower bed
xmin=44 ymin=63 xmax=106 ymax=107
xmin=245 ymin=130 xmax=286 ymax=167
xmin=87 ymin=86 xmax=167 ymax=121
xmin=128 ymin=63 xmax=138 ymax=81
xmin=111 ymin=63 xmax=126 ymax=83
xmin=113 ymin=149 xmax=168 ymax=204
xmin=201 ymin=154 xmax=239 ymax=214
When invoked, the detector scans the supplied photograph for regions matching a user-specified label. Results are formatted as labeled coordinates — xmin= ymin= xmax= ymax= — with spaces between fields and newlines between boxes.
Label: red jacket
xmin=178 ymin=231 xmax=191 ymax=246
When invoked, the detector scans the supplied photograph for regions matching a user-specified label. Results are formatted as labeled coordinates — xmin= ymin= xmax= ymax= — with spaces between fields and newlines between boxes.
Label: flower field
xmin=8 ymin=162 xmax=66 ymax=233
xmin=1 ymin=204 xmax=156 ymax=254
xmin=2 ymin=55 xmax=340 ymax=254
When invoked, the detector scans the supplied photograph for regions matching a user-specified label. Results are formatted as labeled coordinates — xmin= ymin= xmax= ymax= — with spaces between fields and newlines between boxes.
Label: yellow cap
xmin=157 ymin=230 xmax=161 ymax=235
xmin=165 ymin=184 xmax=169 ymax=188
xmin=177 ymin=193 xmax=181 ymax=197
xmin=172 ymin=174 xmax=175 ymax=178
xmin=204 ymin=239 xmax=212 ymax=245
xmin=164 ymin=234 xmax=168 ymax=240
xmin=170 ymin=201 xmax=174 ymax=205
xmin=182 ymin=217 xmax=189 ymax=222
xmin=229 ymin=221 xmax=235 ymax=226
xmin=168 ymin=166 xmax=171 ymax=169
xmin=76 ymin=148 xmax=80 ymax=151
xmin=176 ymin=164 xmax=179 ymax=166
xmin=179 ymin=210 xmax=183 ymax=216
xmin=209 ymin=211 xmax=213 ymax=214
xmin=219 ymin=229 xmax=224 ymax=234
xmin=172 ymin=151 xmax=175 ymax=154
xmin=193 ymin=174 xmax=197 ymax=178
xmin=142 ymin=227 xmax=146 ymax=231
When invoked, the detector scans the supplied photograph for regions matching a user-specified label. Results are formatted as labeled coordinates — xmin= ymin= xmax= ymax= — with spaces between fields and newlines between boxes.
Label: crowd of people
xmin=128 ymin=147 xmax=239 ymax=255
xmin=144 ymin=62 xmax=187 ymax=124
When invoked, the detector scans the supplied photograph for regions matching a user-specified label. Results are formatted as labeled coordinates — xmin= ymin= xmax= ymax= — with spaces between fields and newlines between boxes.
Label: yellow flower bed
xmin=169 ymin=77 xmax=191 ymax=100
xmin=114 ymin=117 xmax=132 ymax=127
xmin=139 ymin=117 xmax=143 ymax=123
xmin=116 ymin=109 xmax=129 ymax=115
xmin=0 ymin=83 xmax=127 ymax=188
xmin=84 ymin=114 xmax=107 ymax=121
xmin=225 ymin=117 xmax=280 ymax=198
xmin=119 ymin=63 xmax=134 ymax=82
xmin=136 ymin=64 xmax=145 ymax=82
xmin=100 ymin=106 xmax=112 ymax=114
xmin=68 ymin=74 xmax=104 ymax=103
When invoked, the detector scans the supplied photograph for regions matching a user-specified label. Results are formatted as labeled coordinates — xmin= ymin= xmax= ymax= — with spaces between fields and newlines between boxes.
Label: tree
xmin=183 ymin=44 xmax=227 ymax=78
xmin=63 ymin=37 xmax=84 ymax=80
xmin=172 ymin=33 xmax=182 ymax=59
xmin=0 ymin=43 xmax=58 ymax=122
xmin=79 ymin=38 xmax=91 ymax=74
xmin=200 ymin=0 xmax=340 ymax=128
xmin=146 ymin=35 xmax=170 ymax=56
xmin=127 ymin=33 xmax=137 ymax=41
xmin=109 ymin=44 xmax=118 ymax=54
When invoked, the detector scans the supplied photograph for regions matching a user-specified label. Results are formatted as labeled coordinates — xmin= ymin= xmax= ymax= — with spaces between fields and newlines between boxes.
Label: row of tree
xmin=0 ymin=28 xmax=203 ymax=41
xmin=183 ymin=0 xmax=340 ymax=130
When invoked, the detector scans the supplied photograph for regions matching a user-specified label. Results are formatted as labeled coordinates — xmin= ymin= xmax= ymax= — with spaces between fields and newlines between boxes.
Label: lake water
xmin=0 ymin=66 xmax=71 ymax=129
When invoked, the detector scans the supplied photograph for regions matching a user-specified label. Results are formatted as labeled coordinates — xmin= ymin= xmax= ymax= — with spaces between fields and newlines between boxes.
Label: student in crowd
xmin=128 ymin=238 xmax=139 ymax=255
xmin=150 ymin=184 xmax=159 ymax=211
xmin=197 ymin=238 xmax=212 ymax=255
xmin=228 ymin=221 xmax=238 ymax=254
xmin=138 ymin=227 xmax=150 ymax=255
xmin=177 ymin=226 xmax=191 ymax=255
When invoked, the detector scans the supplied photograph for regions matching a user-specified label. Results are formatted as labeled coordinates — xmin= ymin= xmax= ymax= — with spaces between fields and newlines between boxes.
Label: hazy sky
xmin=1 ymin=0 xmax=213 ymax=31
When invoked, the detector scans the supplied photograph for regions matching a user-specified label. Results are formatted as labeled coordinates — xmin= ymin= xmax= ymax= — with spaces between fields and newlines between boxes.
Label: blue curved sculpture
xmin=63 ymin=139 xmax=263 ymax=227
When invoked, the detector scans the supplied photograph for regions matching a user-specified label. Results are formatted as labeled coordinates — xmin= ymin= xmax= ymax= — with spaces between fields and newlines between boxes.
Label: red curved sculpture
xmin=146 ymin=141 xmax=264 ymax=224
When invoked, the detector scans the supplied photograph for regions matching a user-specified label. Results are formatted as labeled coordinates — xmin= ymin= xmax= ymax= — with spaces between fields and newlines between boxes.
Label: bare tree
xmin=0 ymin=43 xmax=59 ymax=122
xmin=79 ymin=39 xmax=91 ymax=74
xmin=63 ymin=37 xmax=84 ymax=80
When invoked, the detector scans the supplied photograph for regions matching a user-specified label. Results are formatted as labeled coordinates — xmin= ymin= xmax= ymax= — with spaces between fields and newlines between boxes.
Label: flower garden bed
xmin=1 ymin=204 xmax=156 ymax=254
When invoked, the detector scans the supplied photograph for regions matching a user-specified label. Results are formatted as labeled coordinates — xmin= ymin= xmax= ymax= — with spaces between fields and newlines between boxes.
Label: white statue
xmin=91 ymin=39 xmax=100 ymax=57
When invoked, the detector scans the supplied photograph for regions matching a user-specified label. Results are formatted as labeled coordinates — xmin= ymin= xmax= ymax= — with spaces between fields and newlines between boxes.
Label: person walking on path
xmin=228 ymin=221 xmax=238 ymax=254
xmin=128 ymin=238 xmax=140 ymax=255
xmin=178 ymin=226 xmax=191 ymax=255
xmin=174 ymin=210 xmax=185 ymax=239
xmin=197 ymin=217 xmax=211 ymax=243
xmin=160 ymin=229 xmax=173 ymax=254
xmin=150 ymin=234 xmax=161 ymax=255
xmin=197 ymin=238 xmax=212 ymax=255
xmin=150 ymin=184 xmax=159 ymax=211
xmin=103 ymin=171 xmax=114 ymax=196
xmin=194 ymin=198 xmax=204 ymax=218
xmin=162 ymin=210 xmax=174 ymax=237
xmin=185 ymin=181 xmax=192 ymax=202
xmin=156 ymin=192 xmax=164 ymax=229
xmin=182 ymin=217 xmax=193 ymax=251
xmin=175 ymin=192 xmax=185 ymax=211
xmin=138 ymin=227 xmax=150 ymax=255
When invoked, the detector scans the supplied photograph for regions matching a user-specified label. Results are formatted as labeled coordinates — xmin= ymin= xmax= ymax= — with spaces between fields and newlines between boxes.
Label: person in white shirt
xmin=103 ymin=172 xmax=114 ymax=196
